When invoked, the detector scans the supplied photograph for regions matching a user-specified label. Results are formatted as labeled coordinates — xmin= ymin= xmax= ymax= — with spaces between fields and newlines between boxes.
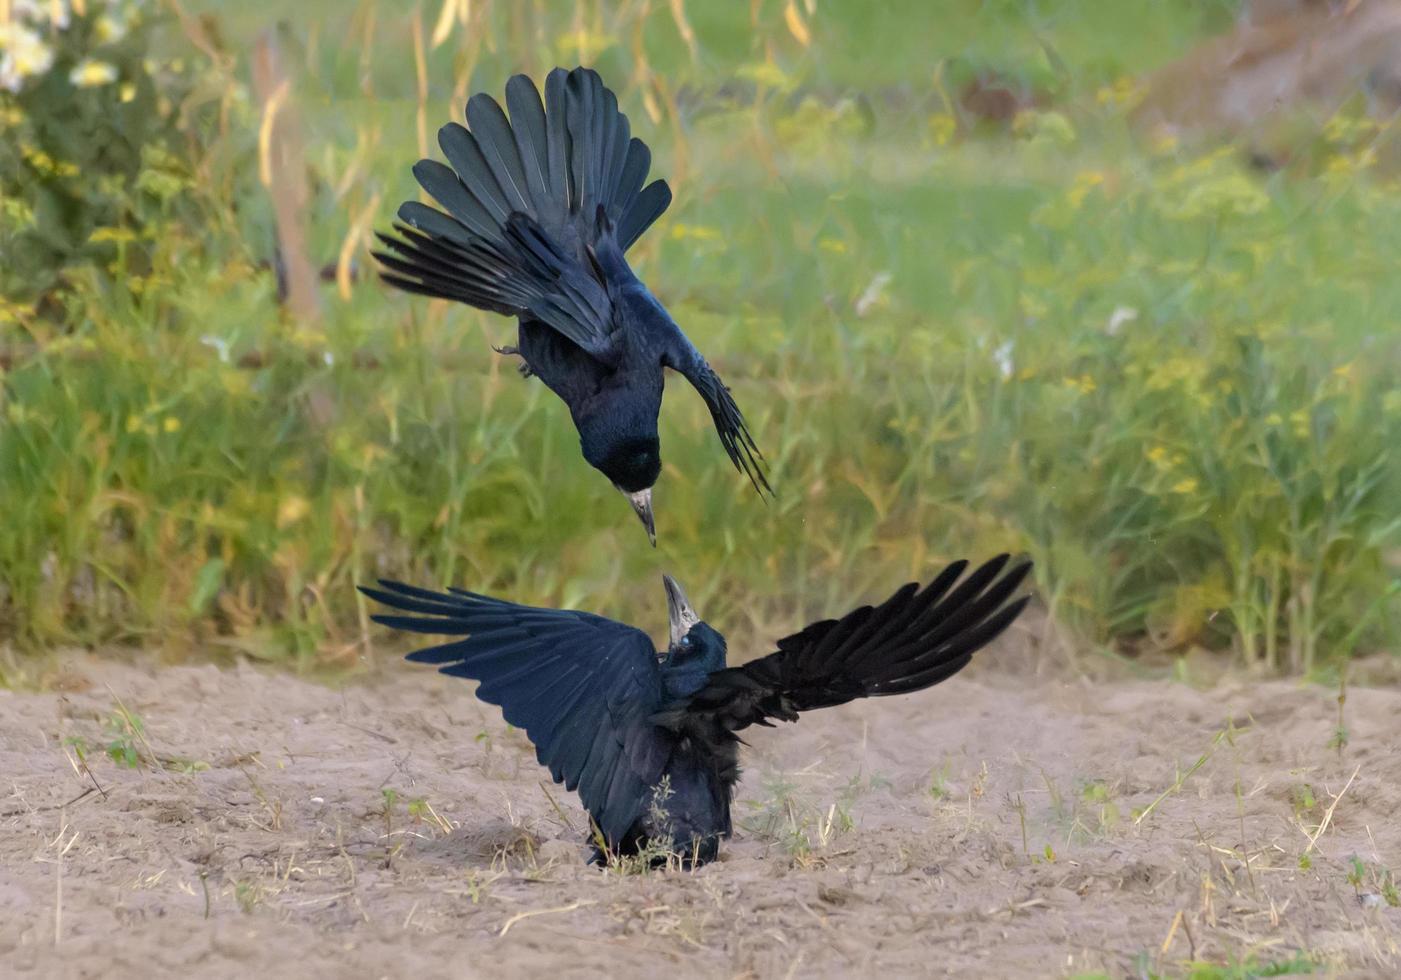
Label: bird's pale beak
xmin=619 ymin=486 xmax=656 ymax=547
xmin=662 ymin=574 xmax=700 ymax=648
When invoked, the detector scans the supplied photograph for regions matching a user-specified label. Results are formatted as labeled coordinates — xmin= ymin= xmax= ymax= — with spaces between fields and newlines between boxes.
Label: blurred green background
xmin=2 ymin=0 xmax=1398 ymax=679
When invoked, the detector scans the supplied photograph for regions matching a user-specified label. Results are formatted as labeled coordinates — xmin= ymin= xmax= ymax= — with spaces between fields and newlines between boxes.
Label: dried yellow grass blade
xmin=430 ymin=0 xmax=456 ymax=48
xmin=358 ymin=2 xmax=378 ymax=98
xmin=784 ymin=0 xmax=810 ymax=47
xmin=333 ymin=124 xmax=376 ymax=201
xmin=642 ymin=86 xmax=662 ymax=125
xmin=337 ymin=191 xmax=381 ymax=301
xmin=412 ymin=7 xmax=429 ymax=159
xmin=630 ymin=1 xmax=663 ymax=124
xmin=257 ymin=81 xmax=290 ymax=189
xmin=668 ymin=0 xmax=698 ymax=62
xmin=1159 ymin=909 xmax=1183 ymax=955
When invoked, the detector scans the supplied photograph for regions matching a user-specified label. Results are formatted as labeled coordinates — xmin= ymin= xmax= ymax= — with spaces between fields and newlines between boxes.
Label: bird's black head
xmin=582 ymin=432 xmax=662 ymax=545
xmin=598 ymin=435 xmax=662 ymax=494
xmin=660 ymin=575 xmax=727 ymax=674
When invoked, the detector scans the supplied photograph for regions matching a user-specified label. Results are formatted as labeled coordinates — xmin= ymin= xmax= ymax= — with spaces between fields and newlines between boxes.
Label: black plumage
xmin=359 ymin=554 xmax=1033 ymax=867
xmin=373 ymin=68 xmax=768 ymax=544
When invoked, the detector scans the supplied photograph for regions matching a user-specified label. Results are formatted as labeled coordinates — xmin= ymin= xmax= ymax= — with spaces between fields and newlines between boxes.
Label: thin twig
xmin=1305 ymin=765 xmax=1361 ymax=855
xmin=498 ymin=899 xmax=596 ymax=937
xmin=1135 ymin=729 xmax=1226 ymax=826
xmin=539 ymin=781 xmax=576 ymax=831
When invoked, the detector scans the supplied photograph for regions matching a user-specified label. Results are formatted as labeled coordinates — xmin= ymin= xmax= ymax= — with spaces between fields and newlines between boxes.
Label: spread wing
xmin=663 ymin=344 xmax=770 ymax=497
xmin=374 ymin=210 xmax=618 ymax=362
xmin=653 ymin=555 xmax=1032 ymax=733
xmin=359 ymin=580 xmax=670 ymax=844
xmin=372 ymin=69 xmax=674 ymax=366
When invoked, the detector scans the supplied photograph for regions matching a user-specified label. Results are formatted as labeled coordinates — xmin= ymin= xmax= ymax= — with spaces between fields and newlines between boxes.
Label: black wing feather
xmin=466 ymin=93 xmax=533 ymax=213
xmin=654 ymin=556 xmax=1033 ymax=732
xmin=505 ymin=74 xmax=552 ymax=211
xmin=617 ymin=179 xmax=672 ymax=252
xmin=663 ymin=347 xmax=770 ymax=496
xmin=359 ymin=581 xmax=669 ymax=844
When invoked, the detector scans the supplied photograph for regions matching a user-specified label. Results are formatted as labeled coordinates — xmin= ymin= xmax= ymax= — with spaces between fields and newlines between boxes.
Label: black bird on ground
xmin=359 ymin=554 xmax=1033 ymax=867
xmin=372 ymin=67 xmax=768 ymax=544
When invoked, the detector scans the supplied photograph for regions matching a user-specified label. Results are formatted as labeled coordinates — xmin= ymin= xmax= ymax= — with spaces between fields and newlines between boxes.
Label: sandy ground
xmin=2 ymin=638 xmax=1400 ymax=979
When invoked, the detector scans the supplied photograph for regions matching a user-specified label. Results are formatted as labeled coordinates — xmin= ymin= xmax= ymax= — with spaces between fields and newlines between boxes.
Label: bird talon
xmin=492 ymin=345 xmax=535 ymax=378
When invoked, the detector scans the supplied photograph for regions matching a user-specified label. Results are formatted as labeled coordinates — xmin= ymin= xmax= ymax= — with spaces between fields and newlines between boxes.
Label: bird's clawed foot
xmin=492 ymin=344 xmax=534 ymax=378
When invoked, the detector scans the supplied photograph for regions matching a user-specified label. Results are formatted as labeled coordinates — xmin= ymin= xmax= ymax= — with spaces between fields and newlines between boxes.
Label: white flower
xmin=95 ymin=13 xmax=128 ymax=44
xmin=0 ymin=23 xmax=54 ymax=89
xmin=0 ymin=55 xmax=20 ymax=94
xmin=70 ymin=58 xmax=118 ymax=88
xmin=854 ymin=271 xmax=893 ymax=318
xmin=1105 ymin=306 xmax=1139 ymax=337
xmin=993 ymin=340 xmax=1015 ymax=380
xmin=11 ymin=0 xmax=70 ymax=30
xmin=200 ymin=336 xmax=231 ymax=363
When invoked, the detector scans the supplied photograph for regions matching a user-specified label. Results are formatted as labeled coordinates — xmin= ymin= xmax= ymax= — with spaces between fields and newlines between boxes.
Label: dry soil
xmin=2 ymin=638 xmax=1399 ymax=978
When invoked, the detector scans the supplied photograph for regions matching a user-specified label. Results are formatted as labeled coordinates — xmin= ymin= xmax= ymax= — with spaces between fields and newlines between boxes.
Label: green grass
xmin=1 ymin=0 xmax=1398 ymax=674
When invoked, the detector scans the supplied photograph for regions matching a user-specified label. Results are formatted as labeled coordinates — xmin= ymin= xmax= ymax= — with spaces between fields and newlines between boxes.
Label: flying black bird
xmin=359 ymin=554 xmax=1033 ymax=866
xmin=372 ymin=67 xmax=768 ymax=544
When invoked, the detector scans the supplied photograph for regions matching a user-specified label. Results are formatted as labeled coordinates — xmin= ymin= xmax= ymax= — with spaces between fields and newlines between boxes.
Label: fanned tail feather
xmin=373 ymin=67 xmax=672 ymax=338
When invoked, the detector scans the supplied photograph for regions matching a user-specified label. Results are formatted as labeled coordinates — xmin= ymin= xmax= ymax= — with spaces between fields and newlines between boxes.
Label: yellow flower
xmin=552 ymin=29 xmax=616 ymax=62
xmin=1150 ymin=132 xmax=1179 ymax=156
xmin=1015 ymin=110 xmax=1076 ymax=146
xmin=1066 ymin=171 xmax=1105 ymax=209
xmin=70 ymin=59 xmax=118 ymax=88
xmin=1096 ymin=76 xmax=1143 ymax=110
xmin=1171 ymin=173 xmax=1269 ymax=220
xmin=119 ymin=82 xmax=137 ymax=103
xmin=928 ymin=113 xmax=957 ymax=147
xmin=96 ymin=14 xmax=129 ymax=45
xmin=277 ymin=495 xmax=310 ymax=528
xmin=737 ymin=60 xmax=792 ymax=91
xmin=89 ymin=226 xmax=137 ymax=245
xmin=669 ymin=223 xmax=721 ymax=242
xmin=1172 ymin=478 xmax=1199 ymax=495
xmin=163 ymin=417 xmax=181 ymax=433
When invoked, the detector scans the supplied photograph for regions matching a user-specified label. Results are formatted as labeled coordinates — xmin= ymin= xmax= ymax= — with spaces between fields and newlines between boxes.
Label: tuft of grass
xmin=102 ymin=706 xmax=146 ymax=770
xmin=739 ymin=770 xmax=859 ymax=866
xmin=1347 ymin=855 xmax=1401 ymax=908
xmin=1132 ymin=949 xmax=1319 ymax=979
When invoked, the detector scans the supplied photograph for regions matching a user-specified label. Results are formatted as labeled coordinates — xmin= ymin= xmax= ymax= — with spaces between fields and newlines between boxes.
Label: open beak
xmin=662 ymin=574 xmax=700 ymax=648
xmin=619 ymin=486 xmax=656 ymax=547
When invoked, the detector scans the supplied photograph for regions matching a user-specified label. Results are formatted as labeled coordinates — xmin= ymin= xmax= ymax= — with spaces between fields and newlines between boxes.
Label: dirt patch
xmin=2 ymin=642 xmax=1399 ymax=978
xmin=1137 ymin=0 xmax=1401 ymax=136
